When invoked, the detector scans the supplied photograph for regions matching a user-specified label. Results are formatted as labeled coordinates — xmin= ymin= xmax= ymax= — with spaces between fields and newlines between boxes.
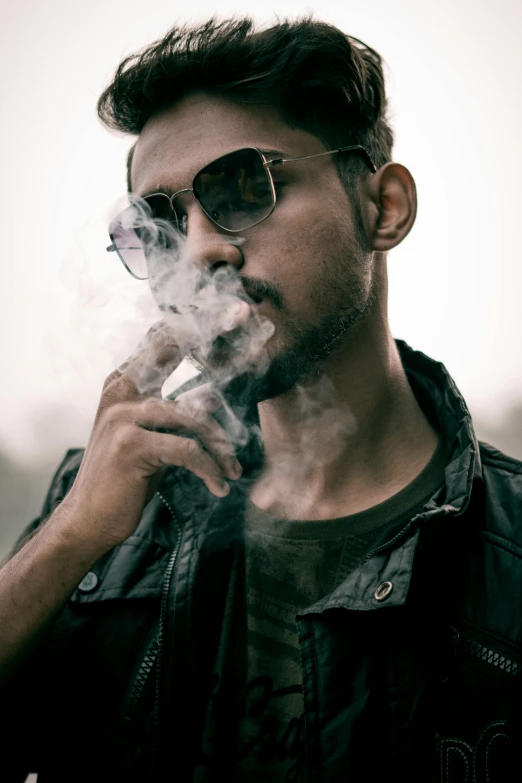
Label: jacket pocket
xmin=449 ymin=622 xmax=522 ymax=685
xmin=433 ymin=623 xmax=522 ymax=782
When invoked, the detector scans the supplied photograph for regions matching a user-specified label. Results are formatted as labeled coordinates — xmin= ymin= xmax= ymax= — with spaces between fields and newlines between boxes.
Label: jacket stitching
xmin=316 ymin=531 xmax=420 ymax=613
xmin=471 ymin=720 xmax=509 ymax=783
xmin=447 ymin=746 xmax=469 ymax=783
xmin=398 ymin=527 xmax=417 ymax=585
xmin=478 ymin=530 xmax=522 ymax=561
xmin=479 ymin=450 xmax=522 ymax=475
xmin=485 ymin=732 xmax=508 ymax=783
xmin=437 ymin=736 xmax=472 ymax=783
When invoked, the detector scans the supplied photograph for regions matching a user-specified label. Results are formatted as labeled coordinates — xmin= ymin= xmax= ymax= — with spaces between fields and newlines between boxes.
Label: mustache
xmin=240 ymin=276 xmax=282 ymax=309
xmin=194 ymin=273 xmax=282 ymax=311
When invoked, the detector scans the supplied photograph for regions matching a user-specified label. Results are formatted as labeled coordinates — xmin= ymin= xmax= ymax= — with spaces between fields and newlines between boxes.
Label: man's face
xmin=131 ymin=91 xmax=375 ymax=409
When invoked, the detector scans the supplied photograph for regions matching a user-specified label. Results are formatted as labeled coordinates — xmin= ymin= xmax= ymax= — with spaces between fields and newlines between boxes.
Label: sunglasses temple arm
xmin=267 ymin=146 xmax=377 ymax=173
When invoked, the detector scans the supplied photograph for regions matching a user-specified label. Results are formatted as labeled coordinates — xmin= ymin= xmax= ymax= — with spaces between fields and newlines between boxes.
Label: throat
xmin=248 ymin=480 xmax=361 ymax=521
xmin=248 ymin=422 xmax=441 ymax=522
xmin=249 ymin=337 xmax=442 ymax=522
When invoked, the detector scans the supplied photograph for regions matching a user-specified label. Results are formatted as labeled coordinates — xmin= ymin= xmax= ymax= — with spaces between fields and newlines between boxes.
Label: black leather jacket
xmin=4 ymin=340 xmax=522 ymax=783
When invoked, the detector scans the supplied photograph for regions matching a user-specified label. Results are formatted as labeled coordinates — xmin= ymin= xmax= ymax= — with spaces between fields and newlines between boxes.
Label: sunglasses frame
xmin=107 ymin=144 xmax=377 ymax=279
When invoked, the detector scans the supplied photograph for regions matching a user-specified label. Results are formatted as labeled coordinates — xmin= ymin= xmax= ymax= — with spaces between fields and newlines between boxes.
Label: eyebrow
xmin=139 ymin=148 xmax=289 ymax=198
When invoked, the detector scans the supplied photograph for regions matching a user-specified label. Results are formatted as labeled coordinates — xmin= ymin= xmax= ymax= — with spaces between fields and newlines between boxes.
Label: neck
xmin=251 ymin=318 xmax=439 ymax=520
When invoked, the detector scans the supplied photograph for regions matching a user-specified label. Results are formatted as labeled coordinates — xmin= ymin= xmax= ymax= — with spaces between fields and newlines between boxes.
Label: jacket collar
xmin=168 ymin=340 xmax=483 ymax=612
xmin=301 ymin=339 xmax=483 ymax=615
xmin=395 ymin=339 xmax=482 ymax=515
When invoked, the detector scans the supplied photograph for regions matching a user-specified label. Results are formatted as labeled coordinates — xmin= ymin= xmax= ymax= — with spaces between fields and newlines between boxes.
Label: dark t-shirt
xmin=193 ymin=438 xmax=447 ymax=782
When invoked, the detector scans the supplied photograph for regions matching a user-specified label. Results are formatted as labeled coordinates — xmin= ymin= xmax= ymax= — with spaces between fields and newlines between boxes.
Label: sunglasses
xmin=107 ymin=145 xmax=377 ymax=280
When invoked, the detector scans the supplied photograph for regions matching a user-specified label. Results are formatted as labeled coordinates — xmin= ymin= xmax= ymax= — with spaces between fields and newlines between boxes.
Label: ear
xmin=364 ymin=162 xmax=417 ymax=252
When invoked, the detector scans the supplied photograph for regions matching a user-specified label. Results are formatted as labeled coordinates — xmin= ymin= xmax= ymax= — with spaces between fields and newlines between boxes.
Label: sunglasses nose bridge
xmin=168 ymin=187 xmax=196 ymax=213
xmin=170 ymin=187 xmax=233 ymax=236
xmin=170 ymin=188 xmax=206 ymax=235
xmin=169 ymin=187 xmax=194 ymax=204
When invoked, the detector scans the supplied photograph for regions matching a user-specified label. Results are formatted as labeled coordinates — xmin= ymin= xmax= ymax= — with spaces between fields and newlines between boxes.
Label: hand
xmin=57 ymin=304 xmax=250 ymax=552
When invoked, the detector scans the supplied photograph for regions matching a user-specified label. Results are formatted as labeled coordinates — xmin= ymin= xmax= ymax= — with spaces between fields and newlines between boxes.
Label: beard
xmin=189 ymin=239 xmax=375 ymax=414
xmin=219 ymin=292 xmax=374 ymax=411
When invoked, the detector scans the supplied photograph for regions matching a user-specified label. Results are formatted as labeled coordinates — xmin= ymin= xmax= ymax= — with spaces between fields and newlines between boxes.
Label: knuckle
xmin=111 ymin=424 xmax=136 ymax=456
xmin=209 ymin=432 xmax=233 ymax=460
xmin=182 ymin=406 xmax=218 ymax=436
xmin=102 ymin=402 xmax=128 ymax=426
xmin=183 ymin=438 xmax=201 ymax=464
xmin=192 ymin=416 xmax=215 ymax=440
xmin=101 ymin=377 xmax=132 ymax=406
xmin=173 ymin=397 xmax=200 ymax=420
xmin=171 ymin=405 xmax=208 ymax=436
xmin=116 ymin=373 xmax=139 ymax=397
xmin=103 ymin=368 xmax=123 ymax=388
xmin=102 ymin=376 xmax=115 ymax=393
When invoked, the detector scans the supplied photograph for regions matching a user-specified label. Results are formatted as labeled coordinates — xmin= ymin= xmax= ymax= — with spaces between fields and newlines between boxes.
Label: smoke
xmin=115 ymin=197 xmax=276 ymax=450
xmin=54 ymin=195 xmax=272 ymax=427
xmin=112 ymin=198 xmax=361 ymax=492
xmin=54 ymin=196 xmax=164 ymax=403
xmin=251 ymin=373 xmax=358 ymax=516
xmin=57 ymin=193 xmax=360 ymax=510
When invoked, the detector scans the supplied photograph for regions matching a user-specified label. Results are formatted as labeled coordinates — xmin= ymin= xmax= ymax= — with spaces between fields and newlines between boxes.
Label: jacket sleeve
xmin=1 ymin=448 xmax=85 ymax=780
xmin=4 ymin=448 xmax=85 ymax=562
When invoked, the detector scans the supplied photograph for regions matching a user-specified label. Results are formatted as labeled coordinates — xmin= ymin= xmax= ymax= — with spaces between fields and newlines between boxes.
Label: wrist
xmin=47 ymin=498 xmax=117 ymax=564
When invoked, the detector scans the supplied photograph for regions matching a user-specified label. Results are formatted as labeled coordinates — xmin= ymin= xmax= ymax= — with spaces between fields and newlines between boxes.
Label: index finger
xmin=174 ymin=381 xmax=224 ymax=415
xmin=112 ymin=321 xmax=184 ymax=400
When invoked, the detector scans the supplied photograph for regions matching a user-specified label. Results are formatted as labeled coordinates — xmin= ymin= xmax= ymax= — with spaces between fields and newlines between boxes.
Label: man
xmin=1 ymin=16 xmax=521 ymax=783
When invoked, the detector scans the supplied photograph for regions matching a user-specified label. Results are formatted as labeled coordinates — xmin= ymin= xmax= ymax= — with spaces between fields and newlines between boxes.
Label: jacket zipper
xmin=145 ymin=491 xmax=182 ymax=783
xmin=123 ymin=494 xmax=182 ymax=722
xmin=124 ymin=632 xmax=161 ymax=719
xmin=449 ymin=626 xmax=521 ymax=678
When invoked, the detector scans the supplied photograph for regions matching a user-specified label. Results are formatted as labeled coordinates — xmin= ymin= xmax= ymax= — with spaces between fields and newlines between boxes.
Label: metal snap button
xmin=77 ymin=572 xmax=99 ymax=593
xmin=374 ymin=581 xmax=393 ymax=601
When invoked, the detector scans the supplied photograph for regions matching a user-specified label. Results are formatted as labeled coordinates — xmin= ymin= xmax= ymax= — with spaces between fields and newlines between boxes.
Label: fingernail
xmin=234 ymin=460 xmax=243 ymax=476
xmin=221 ymin=481 xmax=230 ymax=496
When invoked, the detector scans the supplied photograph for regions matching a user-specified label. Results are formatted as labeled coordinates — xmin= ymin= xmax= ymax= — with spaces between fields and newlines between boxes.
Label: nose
xmin=182 ymin=201 xmax=245 ymax=276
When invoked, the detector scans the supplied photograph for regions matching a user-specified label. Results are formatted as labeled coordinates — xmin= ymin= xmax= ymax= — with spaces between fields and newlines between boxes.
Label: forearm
xmin=0 ymin=503 xmax=110 ymax=681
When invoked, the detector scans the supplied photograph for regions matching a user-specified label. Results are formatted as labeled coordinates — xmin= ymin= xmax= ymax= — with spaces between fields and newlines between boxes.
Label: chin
xmin=218 ymin=348 xmax=313 ymax=411
xmin=190 ymin=323 xmax=323 ymax=410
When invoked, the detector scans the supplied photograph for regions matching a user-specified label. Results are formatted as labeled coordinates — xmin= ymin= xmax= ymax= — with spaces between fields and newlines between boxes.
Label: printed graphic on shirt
xmin=195 ymin=522 xmax=387 ymax=782
xmin=196 ymin=667 xmax=306 ymax=782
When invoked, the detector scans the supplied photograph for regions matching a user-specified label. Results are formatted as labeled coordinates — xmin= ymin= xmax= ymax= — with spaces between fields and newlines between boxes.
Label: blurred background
xmin=1 ymin=0 xmax=522 ymax=562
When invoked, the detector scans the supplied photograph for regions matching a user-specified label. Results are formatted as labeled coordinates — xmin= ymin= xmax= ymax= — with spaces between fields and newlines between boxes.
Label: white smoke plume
xmin=56 ymin=193 xmax=358 ymax=507
xmin=252 ymin=374 xmax=358 ymax=517
xmin=116 ymin=196 xmax=276 ymax=450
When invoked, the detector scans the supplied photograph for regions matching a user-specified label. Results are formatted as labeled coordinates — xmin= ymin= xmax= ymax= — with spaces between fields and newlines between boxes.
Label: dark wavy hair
xmin=97 ymin=16 xmax=393 ymax=196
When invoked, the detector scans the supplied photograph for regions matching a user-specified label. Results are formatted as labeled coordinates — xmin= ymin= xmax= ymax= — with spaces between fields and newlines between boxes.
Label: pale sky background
xmin=1 ymin=0 xmax=521 ymax=462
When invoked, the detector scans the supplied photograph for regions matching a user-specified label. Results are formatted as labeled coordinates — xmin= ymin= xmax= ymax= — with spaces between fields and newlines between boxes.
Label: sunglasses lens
xmin=109 ymin=210 xmax=148 ymax=280
xmin=194 ymin=148 xmax=274 ymax=231
xmin=109 ymin=195 xmax=179 ymax=280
